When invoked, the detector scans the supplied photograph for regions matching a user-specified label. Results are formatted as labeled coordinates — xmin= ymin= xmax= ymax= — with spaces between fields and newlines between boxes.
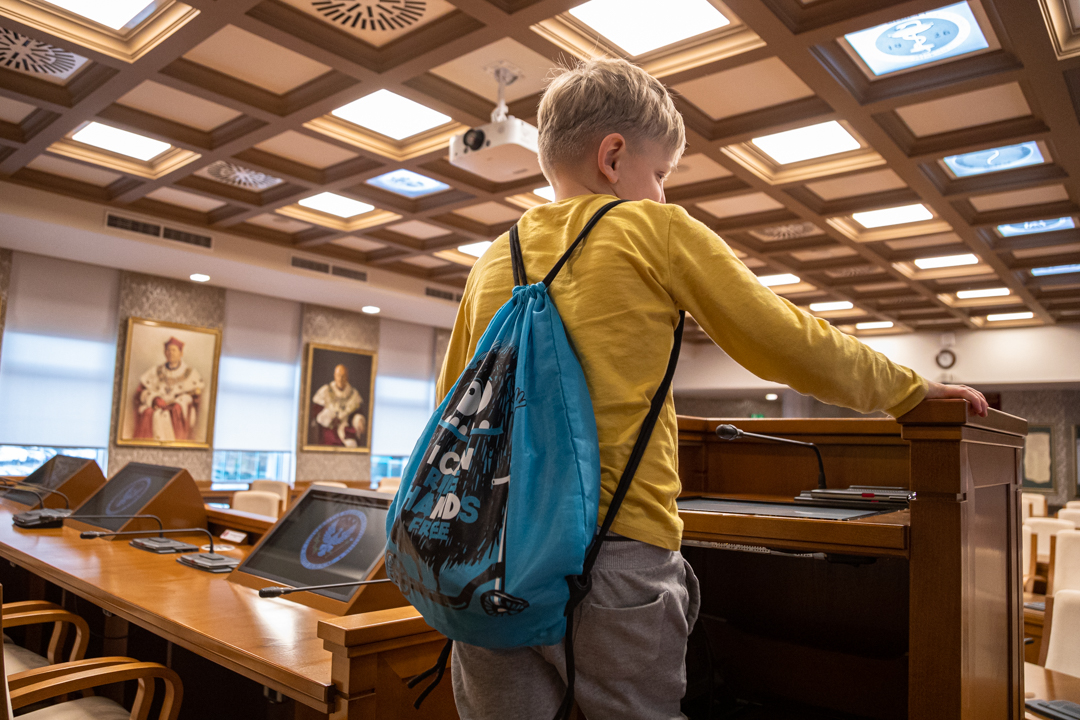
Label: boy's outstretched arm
xmin=666 ymin=206 xmax=988 ymax=417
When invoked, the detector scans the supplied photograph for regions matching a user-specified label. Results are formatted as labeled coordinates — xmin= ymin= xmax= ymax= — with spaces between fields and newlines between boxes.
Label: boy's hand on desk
xmin=925 ymin=382 xmax=989 ymax=417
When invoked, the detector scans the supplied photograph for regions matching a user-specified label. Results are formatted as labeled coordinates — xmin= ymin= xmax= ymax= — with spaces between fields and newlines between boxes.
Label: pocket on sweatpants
xmin=573 ymin=591 xmax=669 ymax=679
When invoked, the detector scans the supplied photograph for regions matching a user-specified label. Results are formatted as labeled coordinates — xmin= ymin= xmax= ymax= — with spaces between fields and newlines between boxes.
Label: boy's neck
xmin=551 ymin=174 xmax=615 ymax=202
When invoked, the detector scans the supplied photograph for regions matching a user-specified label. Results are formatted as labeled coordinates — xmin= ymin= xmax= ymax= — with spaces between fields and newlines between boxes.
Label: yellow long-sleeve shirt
xmin=437 ymin=195 xmax=927 ymax=551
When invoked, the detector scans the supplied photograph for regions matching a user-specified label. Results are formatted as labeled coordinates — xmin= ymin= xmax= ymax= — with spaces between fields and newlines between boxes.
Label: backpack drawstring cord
xmin=408 ymin=637 xmax=454 ymax=709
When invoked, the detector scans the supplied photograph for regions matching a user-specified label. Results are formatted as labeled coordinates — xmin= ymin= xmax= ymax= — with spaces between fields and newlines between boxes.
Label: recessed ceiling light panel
xmin=914 ymin=253 xmax=978 ymax=269
xmin=856 ymin=321 xmax=894 ymax=329
xmin=534 ymin=185 xmax=556 ymax=202
xmin=810 ymin=301 xmax=854 ymax=312
xmin=43 ymin=0 xmax=156 ymax=30
xmin=366 ymin=169 xmax=450 ymax=198
xmin=943 ymin=141 xmax=1045 ymax=177
xmin=956 ymin=287 xmax=1009 ymax=299
xmin=843 ymin=2 xmax=990 ymax=77
xmin=1031 ymin=263 xmax=1080 ymax=277
xmin=751 ymin=121 xmax=861 ymax=165
xmin=996 ymin=217 xmax=1076 ymax=237
xmin=757 ymin=273 xmax=800 ymax=287
xmin=204 ymin=161 xmax=283 ymax=190
xmin=458 ymin=241 xmax=493 ymax=258
xmin=852 ymin=204 xmax=933 ymax=228
xmin=298 ymin=192 xmax=374 ymax=218
xmin=71 ymin=122 xmax=171 ymax=161
xmin=332 ymin=89 xmax=451 ymax=141
xmin=362 ymin=306 xmax=381 ymax=314
xmin=567 ymin=0 xmax=730 ymax=57
xmin=987 ymin=311 xmax=1033 ymax=322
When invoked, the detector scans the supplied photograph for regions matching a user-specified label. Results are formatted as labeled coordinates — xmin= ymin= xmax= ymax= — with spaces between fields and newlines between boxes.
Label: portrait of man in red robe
xmin=132 ymin=336 xmax=206 ymax=442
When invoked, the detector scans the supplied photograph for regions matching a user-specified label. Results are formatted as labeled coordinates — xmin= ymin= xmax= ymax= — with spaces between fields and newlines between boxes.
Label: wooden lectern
xmin=677 ymin=400 xmax=1026 ymax=720
xmin=64 ymin=462 xmax=207 ymax=537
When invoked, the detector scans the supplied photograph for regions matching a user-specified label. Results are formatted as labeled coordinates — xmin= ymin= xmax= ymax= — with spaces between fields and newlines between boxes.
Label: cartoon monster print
xmin=389 ymin=341 xmax=526 ymax=614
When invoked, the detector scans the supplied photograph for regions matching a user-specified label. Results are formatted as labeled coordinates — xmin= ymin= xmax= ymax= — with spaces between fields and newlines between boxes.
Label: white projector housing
xmin=449 ymin=116 xmax=541 ymax=183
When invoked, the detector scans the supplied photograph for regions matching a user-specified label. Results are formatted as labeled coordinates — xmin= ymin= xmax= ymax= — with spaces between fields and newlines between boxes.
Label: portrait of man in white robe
xmin=303 ymin=345 xmax=375 ymax=452
xmin=117 ymin=318 xmax=221 ymax=447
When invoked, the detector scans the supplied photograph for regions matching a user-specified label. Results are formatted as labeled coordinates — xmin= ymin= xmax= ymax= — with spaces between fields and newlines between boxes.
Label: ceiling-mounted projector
xmin=449 ymin=63 xmax=541 ymax=183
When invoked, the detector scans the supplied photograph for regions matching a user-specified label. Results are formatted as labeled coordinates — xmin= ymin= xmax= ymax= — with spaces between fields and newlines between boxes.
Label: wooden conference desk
xmin=677 ymin=400 xmax=1028 ymax=720
xmin=0 ymin=505 xmax=456 ymax=720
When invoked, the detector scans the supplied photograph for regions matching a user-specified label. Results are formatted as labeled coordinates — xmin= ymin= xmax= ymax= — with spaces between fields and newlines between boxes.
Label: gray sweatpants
xmin=451 ymin=537 xmax=701 ymax=720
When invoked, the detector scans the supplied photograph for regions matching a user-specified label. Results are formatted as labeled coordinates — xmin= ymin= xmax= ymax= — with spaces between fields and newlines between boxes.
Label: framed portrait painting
xmin=116 ymin=318 xmax=222 ymax=448
xmin=301 ymin=343 xmax=377 ymax=453
xmin=1022 ymin=426 xmax=1055 ymax=493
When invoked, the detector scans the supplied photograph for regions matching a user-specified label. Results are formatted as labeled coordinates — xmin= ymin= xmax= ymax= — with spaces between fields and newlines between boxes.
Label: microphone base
xmin=177 ymin=553 xmax=239 ymax=573
xmin=130 ymin=537 xmax=199 ymax=554
xmin=13 ymin=508 xmax=72 ymax=529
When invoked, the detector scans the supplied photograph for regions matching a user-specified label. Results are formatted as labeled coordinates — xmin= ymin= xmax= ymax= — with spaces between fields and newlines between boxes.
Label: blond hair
xmin=537 ymin=58 xmax=685 ymax=172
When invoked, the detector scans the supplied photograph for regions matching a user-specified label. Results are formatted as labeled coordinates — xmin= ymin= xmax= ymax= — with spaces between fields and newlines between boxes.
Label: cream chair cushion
xmin=2 ymin=634 xmax=49 ymax=674
xmin=20 ymin=696 xmax=131 ymax=720
xmin=1027 ymin=518 xmax=1076 ymax=557
xmin=250 ymin=480 xmax=289 ymax=502
xmin=1067 ymin=500 xmax=1080 ymax=510
xmin=1046 ymin=589 xmax=1080 ymax=677
xmin=1024 ymin=493 xmax=1048 ymax=518
xmin=1059 ymin=509 xmax=1080 ymax=527
xmin=232 ymin=490 xmax=281 ymax=519
xmin=1024 ymin=525 xmax=1034 ymax=578
xmin=1054 ymin=530 xmax=1080 ymax=595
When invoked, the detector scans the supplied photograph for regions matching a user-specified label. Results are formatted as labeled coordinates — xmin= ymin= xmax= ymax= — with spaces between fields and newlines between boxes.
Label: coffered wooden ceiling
xmin=2 ymin=0 xmax=1080 ymax=342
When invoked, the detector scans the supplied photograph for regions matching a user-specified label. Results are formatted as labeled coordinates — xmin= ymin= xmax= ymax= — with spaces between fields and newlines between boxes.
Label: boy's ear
xmin=597 ymin=133 xmax=627 ymax=185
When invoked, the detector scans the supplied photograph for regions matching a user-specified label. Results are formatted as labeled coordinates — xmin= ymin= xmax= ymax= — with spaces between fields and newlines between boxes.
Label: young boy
xmin=439 ymin=58 xmax=988 ymax=720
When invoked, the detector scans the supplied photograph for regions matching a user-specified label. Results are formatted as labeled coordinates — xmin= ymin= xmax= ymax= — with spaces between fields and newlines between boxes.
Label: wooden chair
xmin=231 ymin=490 xmax=281 ymax=519
xmin=1040 ymin=589 xmax=1080 ymax=677
xmin=1024 ymin=493 xmax=1049 ymax=518
xmin=3 ymin=601 xmax=88 ymax=675
xmin=1049 ymin=530 xmax=1080 ymax=599
xmin=249 ymin=481 xmax=289 ymax=516
xmin=1024 ymin=525 xmax=1036 ymax=592
xmin=376 ymin=477 xmax=401 ymax=494
xmin=0 ymin=586 xmax=183 ymax=720
xmin=1059 ymin=509 xmax=1080 ymax=526
xmin=1067 ymin=500 xmax=1080 ymax=510
xmin=1027 ymin=517 xmax=1076 ymax=559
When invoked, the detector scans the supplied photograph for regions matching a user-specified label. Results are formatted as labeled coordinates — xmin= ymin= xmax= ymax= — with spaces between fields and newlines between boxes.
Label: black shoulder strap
xmin=507 ymin=199 xmax=626 ymax=290
xmin=509 ymin=224 xmax=527 ymax=287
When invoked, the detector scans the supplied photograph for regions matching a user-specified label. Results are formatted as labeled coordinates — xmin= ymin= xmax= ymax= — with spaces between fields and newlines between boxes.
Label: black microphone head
xmin=259 ymin=587 xmax=286 ymax=598
xmin=715 ymin=424 xmax=742 ymax=441
xmin=80 ymin=531 xmax=101 ymax=539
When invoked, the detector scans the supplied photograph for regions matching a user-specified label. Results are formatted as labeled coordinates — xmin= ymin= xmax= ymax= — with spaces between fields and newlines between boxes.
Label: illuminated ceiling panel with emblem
xmin=0 ymin=0 xmax=1078 ymax=342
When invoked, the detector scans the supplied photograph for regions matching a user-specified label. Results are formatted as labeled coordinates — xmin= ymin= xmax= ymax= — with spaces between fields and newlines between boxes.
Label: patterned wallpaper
xmin=0 ymin=249 xmax=11 ymax=360
xmin=1000 ymin=390 xmax=1080 ymax=508
xmin=107 ymin=272 xmax=226 ymax=476
xmin=296 ymin=303 xmax=380 ymax=482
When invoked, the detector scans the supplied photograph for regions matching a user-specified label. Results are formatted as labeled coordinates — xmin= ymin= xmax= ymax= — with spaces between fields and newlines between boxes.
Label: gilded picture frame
xmin=300 ymin=343 xmax=377 ymax=453
xmin=1022 ymin=425 xmax=1055 ymax=494
xmin=116 ymin=317 xmax=222 ymax=449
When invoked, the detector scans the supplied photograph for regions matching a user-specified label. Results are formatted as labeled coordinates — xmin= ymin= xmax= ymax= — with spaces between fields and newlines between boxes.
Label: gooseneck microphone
xmin=80 ymin=527 xmax=216 ymax=553
xmin=1 ymin=480 xmax=70 ymax=509
xmin=715 ymin=423 xmax=827 ymax=490
xmin=259 ymin=578 xmax=392 ymax=598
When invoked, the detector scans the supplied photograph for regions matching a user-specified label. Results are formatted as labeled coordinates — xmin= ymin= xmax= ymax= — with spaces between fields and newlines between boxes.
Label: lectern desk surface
xmin=678 ymin=496 xmax=886 ymax=521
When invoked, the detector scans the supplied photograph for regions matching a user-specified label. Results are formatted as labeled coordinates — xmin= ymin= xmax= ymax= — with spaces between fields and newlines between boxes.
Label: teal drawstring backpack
xmin=384 ymin=199 xmax=684 ymax=718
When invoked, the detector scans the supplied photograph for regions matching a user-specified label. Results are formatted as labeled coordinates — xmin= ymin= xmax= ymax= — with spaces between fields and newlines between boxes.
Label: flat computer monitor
xmin=229 ymin=486 xmax=406 ymax=615
xmin=65 ymin=462 xmax=207 ymax=536
xmin=1 ymin=455 xmax=106 ymax=510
